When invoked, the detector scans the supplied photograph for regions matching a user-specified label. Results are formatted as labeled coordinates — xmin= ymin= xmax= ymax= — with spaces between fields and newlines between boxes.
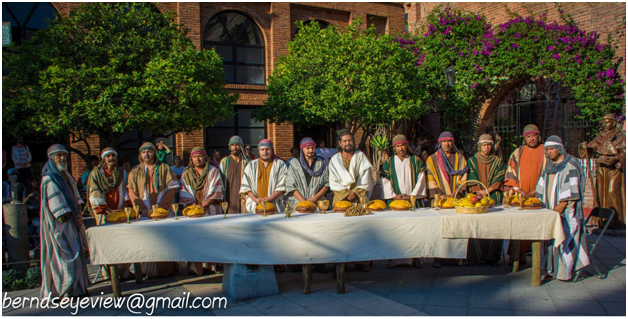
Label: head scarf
xmin=136 ymin=142 xmax=163 ymax=192
xmin=299 ymin=137 xmax=327 ymax=176
xmin=392 ymin=134 xmax=414 ymax=155
xmin=543 ymin=135 xmax=571 ymax=174
xmin=228 ymin=135 xmax=251 ymax=161
xmin=47 ymin=144 xmax=68 ymax=157
xmin=258 ymin=139 xmax=273 ymax=149
xmin=522 ymin=124 xmax=542 ymax=148
xmin=7 ymin=168 xmax=19 ymax=175
xmin=299 ymin=137 xmax=316 ymax=150
xmin=475 ymin=134 xmax=498 ymax=164
xmin=183 ymin=147 xmax=210 ymax=191
xmin=258 ymin=139 xmax=279 ymax=159
xmin=101 ymin=147 xmax=117 ymax=159
xmin=435 ymin=131 xmax=469 ymax=176
xmin=90 ymin=147 xmax=124 ymax=194
xmin=42 ymin=144 xmax=80 ymax=219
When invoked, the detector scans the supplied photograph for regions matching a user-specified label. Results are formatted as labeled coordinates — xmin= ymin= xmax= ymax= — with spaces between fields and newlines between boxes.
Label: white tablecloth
xmin=86 ymin=210 xmax=469 ymax=265
xmin=437 ymin=206 xmax=565 ymax=245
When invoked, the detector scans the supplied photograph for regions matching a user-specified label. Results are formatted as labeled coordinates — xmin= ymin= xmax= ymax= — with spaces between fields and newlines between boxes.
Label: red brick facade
xmin=44 ymin=2 xmax=624 ymax=192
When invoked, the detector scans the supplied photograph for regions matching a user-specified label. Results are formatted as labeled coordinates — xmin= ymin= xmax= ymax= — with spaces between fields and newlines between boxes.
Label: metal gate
xmin=487 ymin=79 xmax=595 ymax=160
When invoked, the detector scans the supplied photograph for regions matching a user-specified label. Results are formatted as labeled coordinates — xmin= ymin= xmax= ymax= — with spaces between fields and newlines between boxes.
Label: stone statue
xmin=579 ymin=114 xmax=626 ymax=229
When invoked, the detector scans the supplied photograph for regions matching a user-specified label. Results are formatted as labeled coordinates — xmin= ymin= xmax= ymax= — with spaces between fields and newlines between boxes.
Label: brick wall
xmin=69 ymin=134 xmax=101 ymax=181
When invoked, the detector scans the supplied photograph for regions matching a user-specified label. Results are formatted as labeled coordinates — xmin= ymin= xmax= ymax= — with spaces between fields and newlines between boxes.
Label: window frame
xmin=203 ymin=11 xmax=265 ymax=85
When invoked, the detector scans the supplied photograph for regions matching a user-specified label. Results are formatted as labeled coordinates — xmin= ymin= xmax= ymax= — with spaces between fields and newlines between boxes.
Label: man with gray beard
xmin=40 ymin=144 xmax=90 ymax=298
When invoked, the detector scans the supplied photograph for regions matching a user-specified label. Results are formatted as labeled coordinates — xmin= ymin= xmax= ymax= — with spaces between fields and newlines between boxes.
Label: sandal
xmin=412 ymin=259 xmax=424 ymax=268
xmin=386 ymin=261 xmax=395 ymax=269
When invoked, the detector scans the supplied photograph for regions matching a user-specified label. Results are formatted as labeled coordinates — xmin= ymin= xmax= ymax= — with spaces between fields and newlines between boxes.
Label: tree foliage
xmin=3 ymin=3 xmax=238 ymax=148
xmin=255 ymin=19 xmax=430 ymax=147
xmin=397 ymin=6 xmax=625 ymax=145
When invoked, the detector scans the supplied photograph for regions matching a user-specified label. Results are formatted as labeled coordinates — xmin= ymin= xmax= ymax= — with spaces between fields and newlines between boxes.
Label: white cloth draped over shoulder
xmin=328 ymin=151 xmax=374 ymax=196
xmin=240 ymin=158 xmax=287 ymax=214
xmin=179 ymin=166 xmax=224 ymax=215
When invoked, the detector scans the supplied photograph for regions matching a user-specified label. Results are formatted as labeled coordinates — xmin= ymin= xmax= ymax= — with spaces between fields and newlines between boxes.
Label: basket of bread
xmin=453 ymin=180 xmax=492 ymax=214
xmin=389 ymin=200 xmax=412 ymax=211
xmin=105 ymin=208 xmax=138 ymax=223
xmin=183 ymin=204 xmax=206 ymax=218
xmin=255 ymin=201 xmax=277 ymax=215
xmin=365 ymin=199 xmax=387 ymax=212
xmin=296 ymin=201 xmax=317 ymax=213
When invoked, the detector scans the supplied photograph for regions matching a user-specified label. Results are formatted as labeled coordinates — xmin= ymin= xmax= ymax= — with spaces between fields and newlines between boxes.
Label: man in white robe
xmin=40 ymin=144 xmax=89 ymax=298
xmin=240 ymin=139 xmax=287 ymax=214
xmin=328 ymin=130 xmax=374 ymax=272
xmin=328 ymin=130 xmax=374 ymax=206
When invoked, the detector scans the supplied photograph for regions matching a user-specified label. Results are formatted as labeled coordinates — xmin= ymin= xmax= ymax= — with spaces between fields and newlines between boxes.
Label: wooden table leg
xmin=302 ymin=264 xmax=312 ymax=294
xmin=511 ymin=240 xmax=520 ymax=273
xmin=109 ymin=265 xmax=121 ymax=298
xmin=336 ymin=263 xmax=345 ymax=294
xmin=134 ymin=263 xmax=143 ymax=284
xmin=532 ymin=241 xmax=542 ymax=286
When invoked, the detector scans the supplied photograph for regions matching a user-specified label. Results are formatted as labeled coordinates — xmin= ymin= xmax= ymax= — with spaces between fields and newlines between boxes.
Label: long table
xmin=86 ymin=206 xmax=564 ymax=296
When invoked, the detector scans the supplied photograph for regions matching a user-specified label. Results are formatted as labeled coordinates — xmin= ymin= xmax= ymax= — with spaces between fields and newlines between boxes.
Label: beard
xmin=56 ymin=163 xmax=67 ymax=171
xmin=342 ymin=145 xmax=355 ymax=153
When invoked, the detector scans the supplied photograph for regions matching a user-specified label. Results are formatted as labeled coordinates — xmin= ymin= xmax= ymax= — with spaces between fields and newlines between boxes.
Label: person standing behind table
xmin=328 ymin=130 xmax=374 ymax=272
xmin=504 ymin=124 xmax=545 ymax=265
xmin=425 ymin=131 xmax=469 ymax=268
xmin=219 ymin=136 xmax=251 ymax=214
xmin=380 ymin=134 xmax=427 ymax=269
xmin=466 ymin=134 xmax=506 ymax=267
xmin=127 ymin=142 xmax=179 ymax=278
xmin=240 ymin=139 xmax=287 ymax=214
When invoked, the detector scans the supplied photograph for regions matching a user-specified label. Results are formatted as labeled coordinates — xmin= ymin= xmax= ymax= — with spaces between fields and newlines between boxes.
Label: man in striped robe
xmin=180 ymin=147 xmax=224 ymax=215
xmin=425 ymin=131 xmax=468 ymax=268
xmin=40 ymin=144 xmax=90 ymax=298
xmin=504 ymin=124 xmax=546 ymax=264
xmin=240 ymin=139 xmax=287 ymax=214
xmin=535 ymin=135 xmax=590 ymax=281
xmin=127 ymin=142 xmax=179 ymax=277
xmin=466 ymin=134 xmax=506 ymax=267
xmin=380 ymin=134 xmax=426 ymax=268
xmin=284 ymin=138 xmax=329 ymax=210
xmin=220 ymin=136 xmax=251 ymax=214
xmin=88 ymin=147 xmax=132 ymax=279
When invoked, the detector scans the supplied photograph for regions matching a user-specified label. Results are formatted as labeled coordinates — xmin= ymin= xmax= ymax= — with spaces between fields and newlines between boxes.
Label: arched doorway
xmin=486 ymin=78 xmax=595 ymax=160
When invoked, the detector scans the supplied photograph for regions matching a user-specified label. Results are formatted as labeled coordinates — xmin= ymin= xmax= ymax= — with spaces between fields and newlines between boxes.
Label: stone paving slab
xmin=2 ymin=232 xmax=625 ymax=316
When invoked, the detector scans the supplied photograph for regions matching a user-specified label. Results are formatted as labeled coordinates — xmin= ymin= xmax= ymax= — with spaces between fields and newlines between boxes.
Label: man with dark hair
xmin=328 ymin=130 xmax=373 ymax=205
xmin=286 ymin=147 xmax=300 ymax=169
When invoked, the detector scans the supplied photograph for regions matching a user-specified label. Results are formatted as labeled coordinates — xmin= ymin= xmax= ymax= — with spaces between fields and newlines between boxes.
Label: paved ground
xmin=3 ymin=232 xmax=625 ymax=316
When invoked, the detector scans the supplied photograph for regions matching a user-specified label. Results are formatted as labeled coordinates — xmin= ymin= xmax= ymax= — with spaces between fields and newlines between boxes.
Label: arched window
xmin=204 ymin=11 xmax=265 ymax=85
xmin=2 ymin=2 xmax=58 ymax=43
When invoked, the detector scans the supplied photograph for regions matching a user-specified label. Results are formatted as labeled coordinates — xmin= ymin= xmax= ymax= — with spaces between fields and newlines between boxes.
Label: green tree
xmin=3 ymin=3 xmax=238 ymax=163
xmin=255 ymin=19 xmax=430 ymax=149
